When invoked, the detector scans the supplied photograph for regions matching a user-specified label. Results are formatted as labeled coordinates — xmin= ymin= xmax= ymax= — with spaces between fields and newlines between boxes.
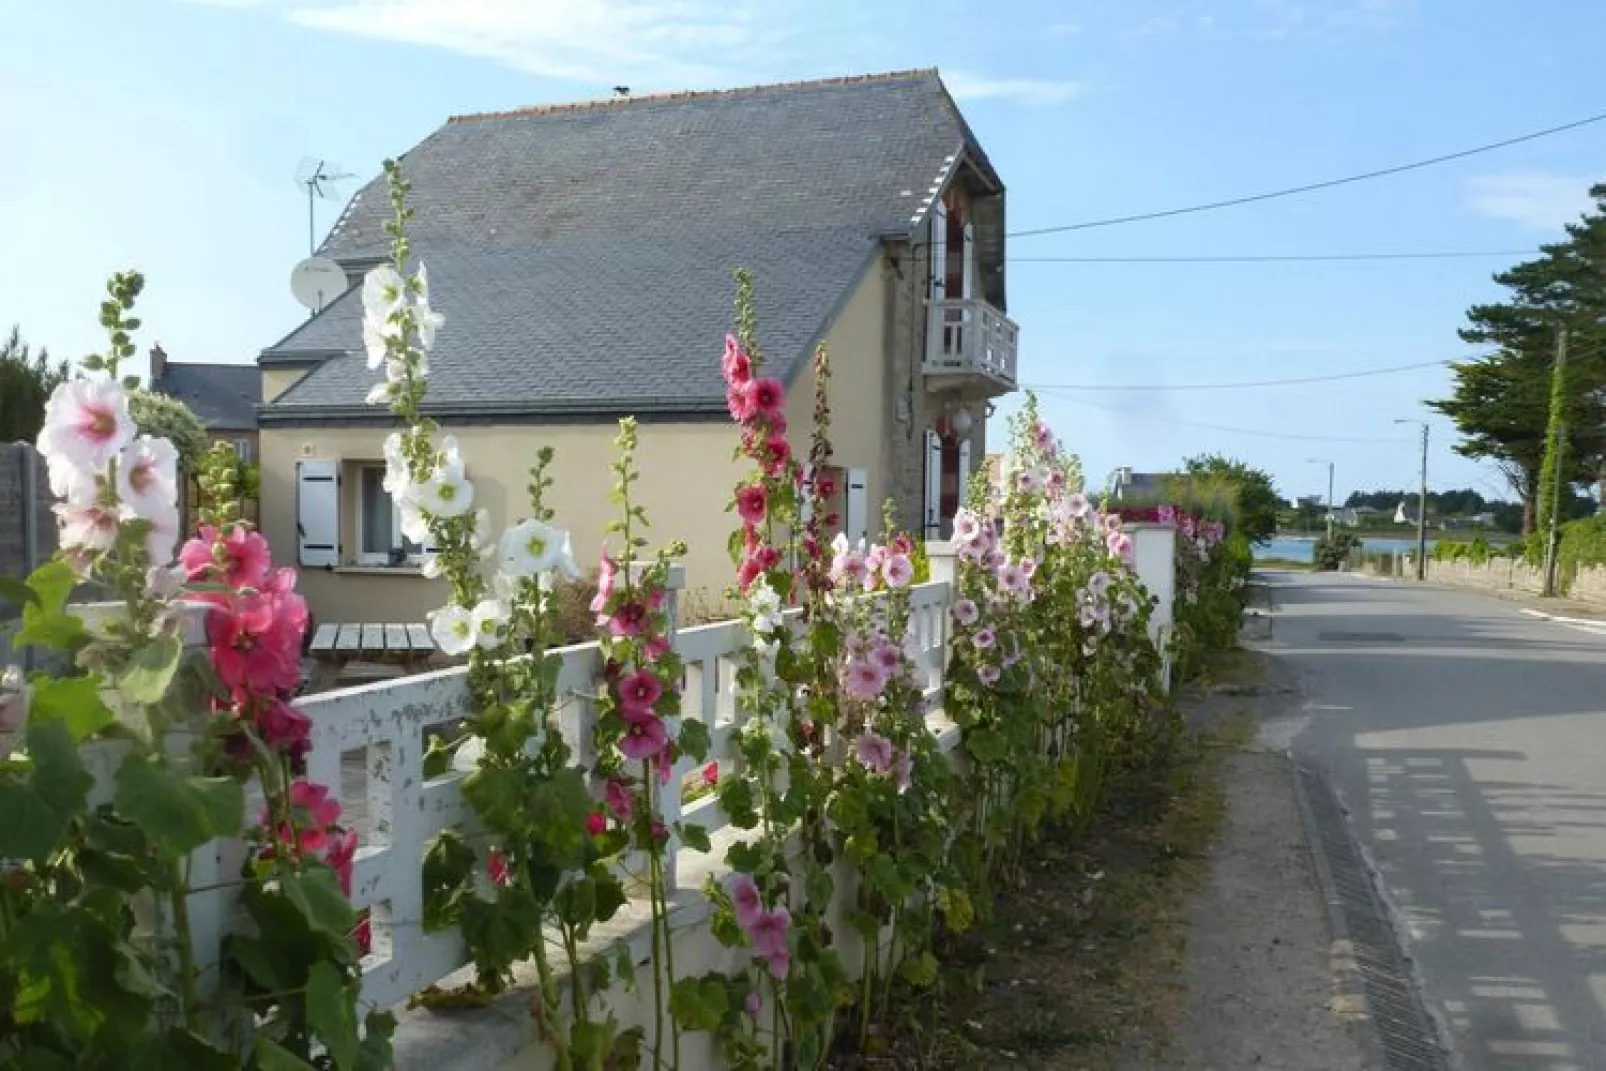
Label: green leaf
xmin=26 ymin=674 xmax=114 ymax=741
xmin=0 ymin=575 xmax=40 ymax=610
xmin=613 ymin=940 xmax=638 ymax=992
xmin=253 ymin=1037 xmax=317 ymax=1070
xmin=0 ymin=721 xmax=89 ymax=861
xmin=279 ymin=864 xmax=358 ymax=939
xmin=113 ymin=941 xmax=172 ymax=1000
xmin=355 ymin=1011 xmax=398 ymax=1071
xmin=14 ymin=610 xmax=85 ymax=652
xmin=679 ymin=822 xmax=712 ymax=854
xmin=965 ymin=729 xmax=1008 ymax=765
xmin=676 ymin=717 xmax=711 ymax=761
xmin=306 ymin=961 xmax=358 ymax=1070
xmin=114 ymin=757 xmax=244 ymax=857
xmin=898 ymin=951 xmax=940 ymax=988
xmin=118 ymin=632 xmax=183 ymax=704
xmin=25 ymin=560 xmax=76 ymax=615
xmin=669 ymin=974 xmax=728 ymax=1031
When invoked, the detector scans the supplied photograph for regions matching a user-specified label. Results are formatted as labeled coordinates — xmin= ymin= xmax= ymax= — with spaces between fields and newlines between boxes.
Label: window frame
xmin=352 ymin=462 xmax=423 ymax=566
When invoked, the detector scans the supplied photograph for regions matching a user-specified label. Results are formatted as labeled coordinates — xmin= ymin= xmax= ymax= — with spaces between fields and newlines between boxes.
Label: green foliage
xmin=1557 ymin=515 xmax=1606 ymax=590
xmin=1313 ymin=531 xmax=1363 ymax=571
xmin=0 ymin=326 xmax=68 ymax=443
xmin=128 ymin=388 xmax=209 ymax=475
xmin=1178 ymin=454 xmax=1281 ymax=544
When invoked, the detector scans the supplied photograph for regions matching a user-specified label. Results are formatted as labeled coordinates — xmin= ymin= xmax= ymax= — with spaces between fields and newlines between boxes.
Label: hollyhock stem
xmin=169 ymin=859 xmax=201 ymax=1029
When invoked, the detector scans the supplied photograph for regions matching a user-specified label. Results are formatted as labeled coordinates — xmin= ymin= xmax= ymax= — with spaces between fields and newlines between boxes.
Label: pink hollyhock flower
xmin=1015 ymin=468 xmax=1044 ymax=494
xmin=731 ymin=872 xmax=763 ymax=930
xmin=972 ymin=627 xmax=997 ymax=651
xmin=749 ymin=906 xmax=790 ymax=960
xmin=1102 ymin=512 xmax=1124 ymax=535
xmin=54 ymin=502 xmax=120 ymax=553
xmin=727 ymin=384 xmax=754 ymax=423
xmin=1045 ymin=470 xmax=1067 ymax=497
xmin=702 ymin=761 xmax=719 ymax=787
xmin=590 ymin=552 xmax=618 ymax=614
xmin=651 ymin=819 xmax=668 ymax=843
xmin=644 ymin=634 xmax=672 ymax=662
xmin=722 ymin=335 xmax=753 ymax=385
xmin=745 ymin=991 xmax=762 ymax=1021
xmin=586 ymin=811 xmax=608 ymax=837
xmin=619 ymin=707 xmax=670 ymax=761
xmin=952 ymin=598 xmax=979 ymax=627
xmin=488 ymin=847 xmax=510 ymax=887
xmin=1088 ymin=571 xmax=1111 ymax=596
xmin=871 ymin=642 xmax=903 ymax=675
xmin=893 ymin=752 xmax=913 ymax=793
xmin=210 ymin=595 xmax=300 ymax=693
xmin=1066 ymin=493 xmax=1092 ymax=519
xmin=325 ymin=828 xmax=357 ymax=896
xmin=143 ymin=503 xmax=181 ymax=568
xmin=257 ymin=699 xmax=311 ymax=756
xmin=978 ymin=664 xmax=1001 ymax=686
xmin=38 ymin=378 xmax=135 ymax=479
xmin=619 ymin=669 xmax=663 ymax=710
xmin=855 ymin=730 xmax=893 ymax=773
xmin=736 ymin=484 xmax=768 ymax=526
xmin=608 ymin=599 xmax=649 ymax=638
xmin=761 ymin=436 xmax=790 ymax=475
xmin=1108 ymin=532 xmax=1134 ymax=561
xmin=1156 ymin=504 xmax=1177 ymax=526
xmin=736 ymin=556 xmax=763 ymax=593
xmin=604 ymin=778 xmax=635 ymax=822
xmin=1019 ymin=556 xmax=1038 ymax=578
xmin=952 ymin=511 xmax=980 ymax=545
xmin=882 ymin=552 xmax=913 ymax=589
xmin=997 ymin=562 xmax=1028 ymax=597
xmin=843 ymin=659 xmax=889 ymax=700
xmin=115 ymin=436 xmax=178 ymax=521
xmin=742 ymin=378 xmax=785 ymax=422
xmin=1033 ymin=422 xmax=1057 ymax=455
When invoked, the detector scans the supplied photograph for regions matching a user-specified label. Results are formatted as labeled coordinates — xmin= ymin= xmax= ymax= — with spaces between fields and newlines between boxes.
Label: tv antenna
xmin=295 ymin=158 xmax=355 ymax=255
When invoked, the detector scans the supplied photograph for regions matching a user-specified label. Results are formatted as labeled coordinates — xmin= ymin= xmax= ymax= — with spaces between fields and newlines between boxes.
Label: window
xmin=233 ymin=438 xmax=253 ymax=463
xmin=356 ymin=464 xmax=421 ymax=565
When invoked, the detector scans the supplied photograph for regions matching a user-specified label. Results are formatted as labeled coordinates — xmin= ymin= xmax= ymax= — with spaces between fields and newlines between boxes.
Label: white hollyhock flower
xmin=420 ymin=554 xmax=443 ymax=579
xmin=554 ymin=532 xmax=581 ymax=580
xmin=365 ymin=380 xmax=396 ymax=406
xmin=115 ymin=436 xmax=178 ymax=520
xmin=145 ymin=562 xmax=187 ymax=598
xmin=53 ymin=502 xmax=120 ymax=552
xmin=417 ymin=459 xmax=473 ymax=518
xmin=470 ymin=598 xmax=508 ymax=650
xmin=414 ymin=264 xmax=445 ymax=349
xmin=500 ymin=518 xmax=566 ymax=577
xmin=382 ymin=432 xmax=409 ymax=494
xmin=428 ymin=603 xmax=476 ymax=656
xmin=38 ymin=378 xmax=135 ymax=485
xmin=362 ymin=265 xmax=405 ymax=323
xmin=143 ymin=501 xmax=181 ymax=566
xmin=398 ymin=500 xmax=431 ymax=546
xmin=363 ymin=315 xmax=393 ymax=371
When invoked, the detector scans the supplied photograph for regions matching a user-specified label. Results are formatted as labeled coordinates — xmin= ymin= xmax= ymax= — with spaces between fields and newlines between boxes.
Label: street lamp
xmin=1394 ymin=420 xmax=1429 ymax=581
xmin=1307 ymin=458 xmax=1335 ymax=538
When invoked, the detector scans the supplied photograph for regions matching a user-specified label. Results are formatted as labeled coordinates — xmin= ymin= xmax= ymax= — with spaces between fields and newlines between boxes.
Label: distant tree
xmin=0 ymin=326 xmax=68 ymax=443
xmin=1431 ymin=184 xmax=1606 ymax=531
xmin=1180 ymin=453 xmax=1280 ymax=544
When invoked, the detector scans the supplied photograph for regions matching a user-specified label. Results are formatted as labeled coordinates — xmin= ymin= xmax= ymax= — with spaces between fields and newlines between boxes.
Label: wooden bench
xmin=309 ymin=622 xmax=437 ymax=683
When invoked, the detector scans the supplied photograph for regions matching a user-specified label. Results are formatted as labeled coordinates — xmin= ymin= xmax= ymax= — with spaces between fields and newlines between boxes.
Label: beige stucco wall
xmin=262 ymin=367 xmax=311 ymax=403
xmin=259 ymin=263 xmax=895 ymax=625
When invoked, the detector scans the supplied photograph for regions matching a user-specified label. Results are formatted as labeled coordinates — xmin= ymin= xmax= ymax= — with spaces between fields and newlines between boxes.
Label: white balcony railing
xmin=926 ymin=298 xmax=1018 ymax=386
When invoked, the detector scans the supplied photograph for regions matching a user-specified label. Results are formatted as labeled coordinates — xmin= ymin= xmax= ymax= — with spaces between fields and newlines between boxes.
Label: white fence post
xmin=1123 ymin=524 xmax=1177 ymax=691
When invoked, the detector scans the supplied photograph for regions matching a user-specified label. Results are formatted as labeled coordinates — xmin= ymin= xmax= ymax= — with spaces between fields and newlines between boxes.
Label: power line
xmin=1037 ymin=389 xmax=1411 ymax=444
xmin=1009 ymin=109 xmax=1606 ymax=238
xmin=1024 ymin=359 xmax=1456 ymax=392
xmin=1008 ymin=249 xmax=1536 ymax=264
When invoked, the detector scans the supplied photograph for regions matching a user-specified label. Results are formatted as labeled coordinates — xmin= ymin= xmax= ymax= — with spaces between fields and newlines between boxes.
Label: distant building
xmin=148 ymin=343 xmax=261 ymax=463
xmin=1338 ymin=505 xmax=1380 ymax=527
xmin=1113 ymin=467 xmax=1170 ymax=501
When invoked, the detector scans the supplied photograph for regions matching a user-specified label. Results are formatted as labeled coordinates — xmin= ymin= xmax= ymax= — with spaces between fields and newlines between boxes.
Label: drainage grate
xmin=1294 ymin=762 xmax=1451 ymax=1070
xmin=1318 ymin=631 xmax=1407 ymax=644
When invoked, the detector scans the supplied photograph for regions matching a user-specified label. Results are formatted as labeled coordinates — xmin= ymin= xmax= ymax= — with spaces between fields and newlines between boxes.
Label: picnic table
xmin=308 ymin=622 xmax=437 ymax=685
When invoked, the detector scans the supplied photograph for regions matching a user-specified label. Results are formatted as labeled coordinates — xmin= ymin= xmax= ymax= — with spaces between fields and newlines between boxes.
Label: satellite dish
xmin=290 ymin=256 xmax=349 ymax=313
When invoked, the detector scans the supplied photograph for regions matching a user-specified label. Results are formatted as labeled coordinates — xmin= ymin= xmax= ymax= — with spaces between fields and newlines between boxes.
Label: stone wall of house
xmin=1408 ymin=556 xmax=1606 ymax=607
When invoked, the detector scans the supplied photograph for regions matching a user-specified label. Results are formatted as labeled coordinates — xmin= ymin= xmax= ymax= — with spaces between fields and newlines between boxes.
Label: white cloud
xmin=943 ymin=71 xmax=1080 ymax=107
xmin=1466 ymin=172 xmax=1594 ymax=232
xmin=181 ymin=0 xmax=777 ymax=89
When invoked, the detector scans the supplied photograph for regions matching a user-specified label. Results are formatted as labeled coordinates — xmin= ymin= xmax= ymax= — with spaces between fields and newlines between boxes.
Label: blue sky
xmin=4 ymin=0 xmax=1605 ymax=507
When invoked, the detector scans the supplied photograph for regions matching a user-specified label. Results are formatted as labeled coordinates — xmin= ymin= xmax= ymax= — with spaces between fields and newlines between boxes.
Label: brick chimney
xmin=149 ymin=343 xmax=167 ymax=382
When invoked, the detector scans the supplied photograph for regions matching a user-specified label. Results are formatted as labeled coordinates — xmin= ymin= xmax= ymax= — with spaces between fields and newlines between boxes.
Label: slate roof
xmin=150 ymin=362 xmax=261 ymax=431
xmin=261 ymin=69 xmax=992 ymax=420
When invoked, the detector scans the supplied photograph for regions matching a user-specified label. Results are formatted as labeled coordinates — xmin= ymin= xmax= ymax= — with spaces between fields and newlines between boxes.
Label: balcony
xmin=924 ymin=298 xmax=1018 ymax=394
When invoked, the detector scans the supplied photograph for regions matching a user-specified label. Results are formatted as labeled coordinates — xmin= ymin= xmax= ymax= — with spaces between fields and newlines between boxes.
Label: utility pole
xmin=1307 ymin=458 xmax=1334 ymax=537
xmin=1394 ymin=419 xmax=1430 ymax=581
xmin=1414 ymin=423 xmax=1429 ymax=581
xmin=1542 ymin=329 xmax=1569 ymax=598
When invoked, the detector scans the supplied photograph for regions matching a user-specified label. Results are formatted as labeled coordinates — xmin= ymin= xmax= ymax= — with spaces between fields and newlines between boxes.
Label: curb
xmin=1287 ymin=757 xmax=1452 ymax=1070
xmin=1518 ymin=607 xmax=1606 ymax=632
xmin=1287 ymin=757 xmax=1394 ymax=1071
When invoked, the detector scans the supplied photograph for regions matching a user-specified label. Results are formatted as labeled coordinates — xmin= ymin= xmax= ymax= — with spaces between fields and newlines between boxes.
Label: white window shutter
xmin=924 ymin=430 xmax=943 ymax=540
xmin=958 ymin=438 xmax=972 ymax=509
xmin=297 ymin=459 xmax=339 ymax=568
xmin=846 ymin=468 xmax=869 ymax=546
xmin=930 ymin=202 xmax=948 ymax=301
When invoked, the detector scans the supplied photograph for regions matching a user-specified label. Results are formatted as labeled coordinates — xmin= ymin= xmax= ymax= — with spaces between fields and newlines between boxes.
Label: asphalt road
xmin=1260 ymin=570 xmax=1606 ymax=1071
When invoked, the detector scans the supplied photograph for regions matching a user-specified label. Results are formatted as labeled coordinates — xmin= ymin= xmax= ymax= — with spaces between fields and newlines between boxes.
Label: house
xmin=148 ymin=344 xmax=261 ymax=463
xmin=254 ymin=70 xmax=1017 ymax=622
xmin=1338 ymin=505 xmax=1380 ymax=527
xmin=1112 ymin=469 xmax=1170 ymax=502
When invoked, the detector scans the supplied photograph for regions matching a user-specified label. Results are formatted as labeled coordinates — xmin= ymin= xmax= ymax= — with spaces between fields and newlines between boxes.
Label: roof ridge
xmin=447 ymin=68 xmax=941 ymax=124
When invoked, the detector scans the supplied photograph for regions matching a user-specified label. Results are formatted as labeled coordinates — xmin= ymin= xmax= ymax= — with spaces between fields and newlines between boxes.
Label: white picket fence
xmin=292 ymin=566 xmax=959 ymax=1012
